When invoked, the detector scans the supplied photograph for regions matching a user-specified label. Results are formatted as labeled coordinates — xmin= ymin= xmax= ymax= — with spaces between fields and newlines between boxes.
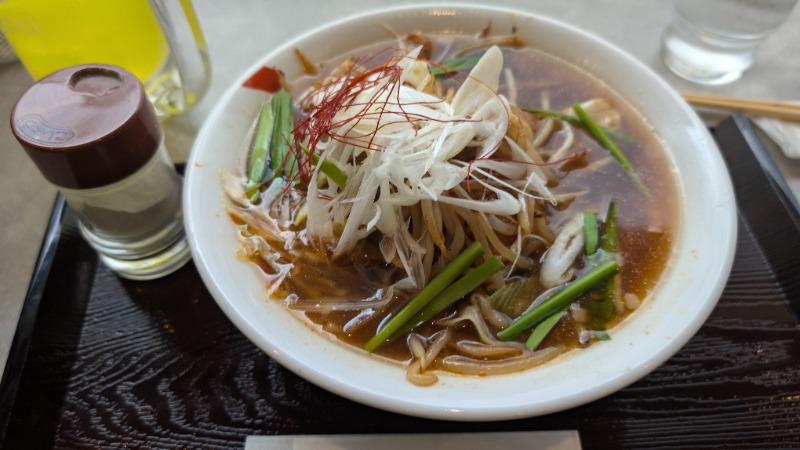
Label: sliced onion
xmin=220 ymin=169 xmax=248 ymax=207
xmin=343 ymin=308 xmax=377 ymax=334
xmin=575 ymin=98 xmax=621 ymax=129
xmin=520 ymin=284 xmax=566 ymax=316
xmin=539 ymin=214 xmax=585 ymax=289
xmin=548 ymin=121 xmax=576 ymax=162
xmin=291 ymin=284 xmax=395 ymax=312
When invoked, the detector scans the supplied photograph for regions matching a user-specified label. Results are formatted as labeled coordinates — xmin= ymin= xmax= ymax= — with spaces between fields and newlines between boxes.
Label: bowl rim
xmin=184 ymin=3 xmax=738 ymax=421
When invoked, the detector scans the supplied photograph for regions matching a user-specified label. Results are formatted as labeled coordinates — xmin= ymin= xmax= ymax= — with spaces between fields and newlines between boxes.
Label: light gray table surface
xmin=1 ymin=0 xmax=799 ymax=376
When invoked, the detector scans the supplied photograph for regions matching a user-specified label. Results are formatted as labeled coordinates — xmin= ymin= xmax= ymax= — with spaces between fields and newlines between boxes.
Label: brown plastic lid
xmin=10 ymin=64 xmax=162 ymax=189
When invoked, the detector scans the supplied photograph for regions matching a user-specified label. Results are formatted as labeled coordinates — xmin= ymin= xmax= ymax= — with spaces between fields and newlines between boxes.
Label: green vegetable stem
xmin=365 ymin=241 xmax=486 ymax=352
xmin=245 ymin=103 xmax=276 ymax=201
xmin=271 ymin=89 xmax=297 ymax=180
xmin=431 ymin=53 xmax=482 ymax=77
xmin=301 ymin=143 xmax=348 ymax=189
xmin=245 ymin=88 xmax=298 ymax=201
xmin=584 ymin=212 xmax=599 ymax=257
xmin=522 ymin=107 xmax=636 ymax=144
xmin=588 ymin=200 xmax=619 ymax=330
xmin=572 ymin=103 xmax=650 ymax=197
xmin=497 ymin=260 xmax=620 ymax=341
xmin=525 ymin=310 xmax=567 ymax=350
xmin=390 ymin=256 xmax=504 ymax=339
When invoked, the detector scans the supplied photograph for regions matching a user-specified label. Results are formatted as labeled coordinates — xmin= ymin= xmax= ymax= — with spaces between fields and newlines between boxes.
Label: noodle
xmin=224 ymin=32 xmax=679 ymax=386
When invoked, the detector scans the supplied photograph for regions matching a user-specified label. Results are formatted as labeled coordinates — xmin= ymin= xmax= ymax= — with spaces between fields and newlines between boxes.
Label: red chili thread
xmin=289 ymin=47 xmax=521 ymax=197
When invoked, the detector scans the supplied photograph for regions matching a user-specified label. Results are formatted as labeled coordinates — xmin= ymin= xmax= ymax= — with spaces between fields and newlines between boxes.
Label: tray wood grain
xmin=1 ymin=116 xmax=799 ymax=449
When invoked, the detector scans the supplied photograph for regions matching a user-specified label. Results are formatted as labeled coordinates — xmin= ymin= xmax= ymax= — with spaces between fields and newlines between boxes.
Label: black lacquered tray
xmin=1 ymin=115 xmax=799 ymax=449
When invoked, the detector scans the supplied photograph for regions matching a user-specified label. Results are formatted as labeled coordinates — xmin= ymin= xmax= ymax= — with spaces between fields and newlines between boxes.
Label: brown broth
xmin=259 ymin=36 xmax=679 ymax=370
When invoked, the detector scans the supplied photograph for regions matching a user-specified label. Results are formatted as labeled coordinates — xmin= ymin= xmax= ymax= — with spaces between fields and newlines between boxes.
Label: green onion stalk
xmin=365 ymin=241 xmax=487 ymax=352
xmin=497 ymin=260 xmax=620 ymax=341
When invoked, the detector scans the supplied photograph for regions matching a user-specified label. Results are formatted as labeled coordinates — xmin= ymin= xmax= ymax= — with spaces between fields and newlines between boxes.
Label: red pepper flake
xmin=242 ymin=66 xmax=283 ymax=93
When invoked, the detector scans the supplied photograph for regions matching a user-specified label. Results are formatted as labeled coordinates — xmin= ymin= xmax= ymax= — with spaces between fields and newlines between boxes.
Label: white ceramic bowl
xmin=184 ymin=4 xmax=737 ymax=421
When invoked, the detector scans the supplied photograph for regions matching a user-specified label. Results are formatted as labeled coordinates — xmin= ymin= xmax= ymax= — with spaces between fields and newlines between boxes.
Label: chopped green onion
xmin=245 ymin=89 xmax=298 ymax=201
xmin=572 ymin=103 xmax=649 ymax=197
xmin=523 ymin=107 xmax=582 ymax=126
xmin=365 ymin=241 xmax=486 ymax=352
xmin=245 ymin=103 xmax=276 ymax=201
xmin=592 ymin=330 xmax=611 ymax=341
xmin=264 ymin=177 xmax=286 ymax=203
xmin=584 ymin=212 xmax=598 ymax=257
xmin=431 ymin=53 xmax=482 ymax=76
xmin=270 ymin=89 xmax=296 ymax=180
xmin=587 ymin=282 xmax=614 ymax=331
xmin=245 ymin=177 xmax=286 ymax=211
xmin=486 ymin=279 xmax=523 ymax=315
xmin=589 ymin=199 xmax=618 ymax=330
xmin=497 ymin=260 xmax=620 ymax=341
xmin=600 ymin=199 xmax=618 ymax=253
xmin=486 ymin=275 xmax=542 ymax=318
xmin=301 ymin=143 xmax=348 ymax=189
xmin=522 ymin=107 xmax=636 ymax=144
xmin=525 ymin=310 xmax=567 ymax=350
xmin=391 ymin=256 xmax=504 ymax=339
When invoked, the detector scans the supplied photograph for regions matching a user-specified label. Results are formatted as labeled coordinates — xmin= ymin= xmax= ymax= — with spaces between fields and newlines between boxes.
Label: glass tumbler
xmin=661 ymin=0 xmax=799 ymax=85
xmin=0 ymin=0 xmax=210 ymax=118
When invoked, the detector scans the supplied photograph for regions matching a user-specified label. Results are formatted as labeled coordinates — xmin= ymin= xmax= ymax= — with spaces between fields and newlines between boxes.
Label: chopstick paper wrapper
xmin=245 ymin=431 xmax=582 ymax=450
xmin=752 ymin=117 xmax=800 ymax=159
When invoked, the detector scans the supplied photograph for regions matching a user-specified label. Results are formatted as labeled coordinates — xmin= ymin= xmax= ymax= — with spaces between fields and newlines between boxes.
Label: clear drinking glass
xmin=661 ymin=0 xmax=799 ymax=85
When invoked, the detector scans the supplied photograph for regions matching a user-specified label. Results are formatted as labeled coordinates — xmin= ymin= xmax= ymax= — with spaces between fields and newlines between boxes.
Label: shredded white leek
xmin=302 ymin=46 xmax=552 ymax=277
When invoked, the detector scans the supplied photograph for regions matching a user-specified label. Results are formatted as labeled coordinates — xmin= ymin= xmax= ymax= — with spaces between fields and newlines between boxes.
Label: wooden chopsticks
xmin=681 ymin=92 xmax=800 ymax=122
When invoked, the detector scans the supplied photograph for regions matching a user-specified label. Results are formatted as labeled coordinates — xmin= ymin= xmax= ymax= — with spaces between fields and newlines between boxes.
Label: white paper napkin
xmin=245 ymin=430 xmax=582 ymax=450
xmin=754 ymin=117 xmax=800 ymax=159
